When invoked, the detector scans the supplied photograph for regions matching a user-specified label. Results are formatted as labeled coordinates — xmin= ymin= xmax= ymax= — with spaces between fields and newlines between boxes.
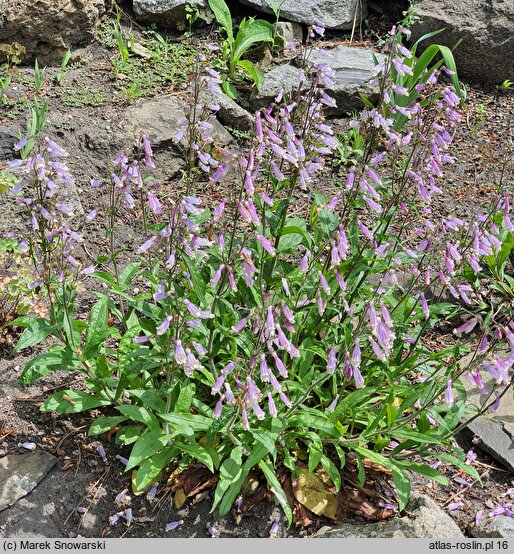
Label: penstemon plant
xmin=9 ymin=22 xmax=513 ymax=524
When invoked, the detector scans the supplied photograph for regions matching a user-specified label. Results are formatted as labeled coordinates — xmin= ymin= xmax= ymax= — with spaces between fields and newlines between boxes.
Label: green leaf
xmin=259 ymin=459 xmax=293 ymax=526
xmin=134 ymin=447 xmax=177 ymax=492
xmin=212 ymin=446 xmax=243 ymax=512
xmin=237 ymin=60 xmax=264 ymax=90
xmin=218 ymin=444 xmax=267 ymax=516
xmin=88 ymin=416 xmax=128 ymax=436
xmin=41 ymin=390 xmax=111 ymax=414
xmin=396 ymin=461 xmax=448 ymax=486
xmin=232 ymin=19 xmax=273 ymax=69
xmin=13 ymin=318 xmax=55 ymax=353
xmin=175 ymin=442 xmax=218 ymax=472
xmin=222 ymin=77 xmax=238 ymax=99
xmin=20 ymin=346 xmax=81 ymax=385
xmin=308 ymin=440 xmax=323 ymax=473
xmin=320 ymin=454 xmax=342 ymax=492
xmin=119 ymin=262 xmax=142 ymax=291
xmin=126 ymin=429 xmax=172 ymax=470
xmin=208 ymin=0 xmax=233 ymax=42
xmin=436 ymin=453 xmax=481 ymax=482
xmin=159 ymin=412 xmax=213 ymax=432
xmin=128 ymin=390 xmax=166 ymax=413
xmin=392 ymin=465 xmax=411 ymax=511
xmin=250 ymin=428 xmax=277 ymax=459
xmin=117 ymin=405 xmax=160 ymax=429
xmin=83 ymin=297 xmax=111 ymax=359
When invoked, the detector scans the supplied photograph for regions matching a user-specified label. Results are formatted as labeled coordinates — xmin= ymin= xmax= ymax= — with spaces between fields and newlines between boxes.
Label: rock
xmin=460 ymin=354 xmax=514 ymax=473
xmin=314 ymin=493 xmax=464 ymax=538
xmin=411 ymin=0 xmax=514 ymax=85
xmin=117 ymin=95 xmax=232 ymax=180
xmin=0 ymin=451 xmax=57 ymax=511
xmin=0 ymin=0 xmax=112 ymax=66
xmin=471 ymin=517 xmax=514 ymax=538
xmin=250 ymin=45 xmax=382 ymax=115
xmin=0 ymin=126 xmax=18 ymax=159
xmin=133 ymin=0 xmax=207 ymax=28
xmin=199 ymin=88 xmax=254 ymax=132
xmin=273 ymin=21 xmax=304 ymax=51
xmin=239 ymin=0 xmax=365 ymax=30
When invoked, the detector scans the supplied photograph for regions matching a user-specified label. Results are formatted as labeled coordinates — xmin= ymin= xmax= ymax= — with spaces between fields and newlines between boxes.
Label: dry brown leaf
xmin=174 ymin=487 xmax=186 ymax=509
xmin=292 ymin=468 xmax=338 ymax=519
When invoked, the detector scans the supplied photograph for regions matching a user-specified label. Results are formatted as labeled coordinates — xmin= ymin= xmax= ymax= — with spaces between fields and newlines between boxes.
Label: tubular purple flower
xmin=445 ymin=379 xmax=454 ymax=405
xmin=148 ymin=192 xmax=162 ymax=214
xmin=174 ymin=340 xmax=187 ymax=365
xmin=138 ymin=236 xmax=156 ymax=253
xmin=210 ymin=264 xmax=225 ymax=286
xmin=334 ymin=270 xmax=346 ymax=289
xmin=231 ymin=314 xmax=251 ymax=333
xmin=165 ymin=520 xmax=184 ymax=532
xmin=271 ymin=351 xmax=288 ymax=378
xmin=351 ymin=341 xmax=361 ymax=368
xmin=327 ymin=347 xmax=337 ymax=373
xmin=156 ymin=316 xmax=172 ymax=335
xmin=421 ymin=293 xmax=429 ymax=319
xmin=142 ymin=135 xmax=155 ymax=168
xmin=267 ymin=392 xmax=277 ymax=417
xmin=370 ymin=337 xmax=387 ymax=362
xmin=256 ymin=234 xmax=275 ymax=256
xmin=278 ymin=390 xmax=292 ymax=408
xmin=454 ymin=317 xmax=478 ymax=336
xmin=183 ymin=299 xmax=213 ymax=319
xmin=299 ymin=252 xmax=309 ymax=272
xmin=318 ymin=271 xmax=331 ymax=295
xmin=353 ymin=366 xmax=364 ymax=388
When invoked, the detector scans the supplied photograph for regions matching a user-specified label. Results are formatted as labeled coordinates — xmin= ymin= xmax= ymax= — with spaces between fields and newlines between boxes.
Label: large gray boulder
xmin=250 ymin=45 xmax=382 ymax=116
xmin=0 ymin=0 xmax=112 ymax=65
xmin=314 ymin=493 xmax=464 ymax=538
xmin=411 ymin=0 xmax=514 ymax=84
xmin=133 ymin=0 xmax=207 ymax=28
xmin=239 ymin=0 xmax=364 ymax=30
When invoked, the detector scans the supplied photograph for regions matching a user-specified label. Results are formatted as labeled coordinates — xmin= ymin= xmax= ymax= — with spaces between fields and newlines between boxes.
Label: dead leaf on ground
xmin=292 ymin=467 xmax=338 ymax=520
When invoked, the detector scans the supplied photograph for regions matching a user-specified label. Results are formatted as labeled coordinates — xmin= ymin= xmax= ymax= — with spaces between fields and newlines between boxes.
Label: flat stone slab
xmin=0 ymin=451 xmax=57 ymax=511
xmin=250 ymin=45 xmax=382 ymax=116
xmin=461 ymin=357 xmax=514 ymax=472
xmin=314 ymin=493 xmax=464 ymax=538
xmin=471 ymin=516 xmax=514 ymax=539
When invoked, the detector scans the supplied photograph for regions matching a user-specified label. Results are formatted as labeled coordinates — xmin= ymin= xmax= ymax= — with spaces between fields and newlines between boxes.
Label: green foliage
xmin=208 ymin=0 xmax=273 ymax=97
xmin=55 ymin=50 xmax=72 ymax=85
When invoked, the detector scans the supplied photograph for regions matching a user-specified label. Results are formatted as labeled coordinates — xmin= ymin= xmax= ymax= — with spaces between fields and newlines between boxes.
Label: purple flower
xmin=138 ymin=236 xmax=156 ymax=254
xmin=256 ymin=234 xmax=275 ymax=256
xmin=148 ymin=192 xmax=162 ymax=214
xmin=165 ymin=520 xmax=183 ymax=532
xmin=174 ymin=340 xmax=187 ymax=365
xmin=147 ymin=482 xmax=159 ymax=501
xmin=153 ymin=283 xmax=168 ymax=302
xmin=445 ymin=379 xmax=454 ymax=405
xmin=327 ymin=347 xmax=337 ymax=373
xmin=183 ymin=299 xmax=213 ymax=319
xmin=231 ymin=314 xmax=251 ymax=333
xmin=115 ymin=488 xmax=129 ymax=507
xmin=447 ymin=502 xmax=464 ymax=512
xmin=142 ymin=135 xmax=155 ymax=168
xmin=96 ymin=445 xmax=107 ymax=461
xmin=156 ymin=316 xmax=172 ymax=335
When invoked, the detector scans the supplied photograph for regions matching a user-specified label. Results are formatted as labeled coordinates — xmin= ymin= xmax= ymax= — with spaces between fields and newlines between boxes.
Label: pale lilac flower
xmin=96 ymin=445 xmax=107 ymax=461
xmin=445 ymin=379 xmax=454 ymax=405
xmin=138 ymin=236 xmax=156 ymax=254
xmin=174 ymin=340 xmax=187 ymax=364
xmin=165 ymin=520 xmax=183 ymax=532
xmin=448 ymin=502 xmax=464 ymax=512
xmin=327 ymin=347 xmax=337 ymax=373
xmin=115 ymin=489 xmax=129 ymax=507
xmin=232 ymin=314 xmax=251 ymax=333
xmin=156 ymin=316 xmax=172 ymax=335
xmin=256 ymin=234 xmax=275 ymax=256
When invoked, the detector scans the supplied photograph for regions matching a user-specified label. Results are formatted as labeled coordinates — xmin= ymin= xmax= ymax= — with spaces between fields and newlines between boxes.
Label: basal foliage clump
xmin=7 ymin=23 xmax=513 ymax=522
